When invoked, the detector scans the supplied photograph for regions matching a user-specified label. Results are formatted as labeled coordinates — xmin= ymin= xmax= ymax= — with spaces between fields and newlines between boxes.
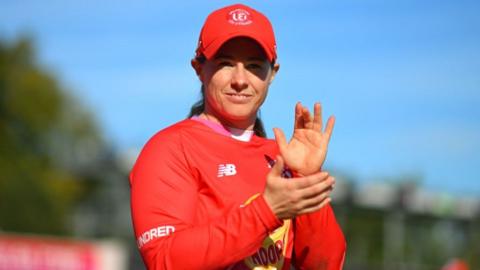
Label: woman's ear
xmin=191 ymin=58 xmax=203 ymax=78
xmin=269 ymin=63 xmax=280 ymax=84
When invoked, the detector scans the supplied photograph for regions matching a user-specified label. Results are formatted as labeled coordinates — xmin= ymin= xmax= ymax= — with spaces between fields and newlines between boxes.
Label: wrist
xmin=256 ymin=194 xmax=283 ymax=231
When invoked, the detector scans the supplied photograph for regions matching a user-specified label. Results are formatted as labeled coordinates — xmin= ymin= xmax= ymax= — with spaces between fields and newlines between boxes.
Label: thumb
xmin=270 ymin=155 xmax=285 ymax=177
xmin=273 ymin=128 xmax=287 ymax=155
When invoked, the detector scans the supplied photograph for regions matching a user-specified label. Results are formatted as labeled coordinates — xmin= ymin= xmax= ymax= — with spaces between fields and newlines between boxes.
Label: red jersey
xmin=130 ymin=119 xmax=346 ymax=270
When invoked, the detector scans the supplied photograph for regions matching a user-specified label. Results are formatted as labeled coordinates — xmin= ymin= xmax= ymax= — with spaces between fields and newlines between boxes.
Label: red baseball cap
xmin=195 ymin=4 xmax=277 ymax=62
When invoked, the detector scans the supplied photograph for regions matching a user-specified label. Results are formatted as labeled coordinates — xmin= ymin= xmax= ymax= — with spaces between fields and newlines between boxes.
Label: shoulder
xmin=154 ymin=118 xmax=199 ymax=137
xmin=133 ymin=119 xmax=203 ymax=166
xmin=130 ymin=119 xmax=203 ymax=182
xmin=143 ymin=119 xmax=205 ymax=147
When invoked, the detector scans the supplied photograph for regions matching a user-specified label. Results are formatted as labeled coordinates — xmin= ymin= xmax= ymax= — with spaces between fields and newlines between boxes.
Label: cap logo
xmin=228 ymin=9 xmax=252 ymax=25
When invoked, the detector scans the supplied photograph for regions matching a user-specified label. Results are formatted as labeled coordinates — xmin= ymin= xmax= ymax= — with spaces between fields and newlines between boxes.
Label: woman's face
xmin=193 ymin=37 xmax=279 ymax=129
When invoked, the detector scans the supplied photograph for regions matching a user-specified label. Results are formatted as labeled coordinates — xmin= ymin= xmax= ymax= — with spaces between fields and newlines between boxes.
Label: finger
xmin=324 ymin=115 xmax=335 ymax=143
xmin=300 ymin=176 xmax=335 ymax=199
xmin=300 ymin=190 xmax=330 ymax=209
xmin=298 ymin=197 xmax=332 ymax=215
xmin=294 ymin=102 xmax=304 ymax=129
xmin=269 ymin=155 xmax=285 ymax=177
xmin=292 ymin=171 xmax=329 ymax=189
xmin=312 ymin=102 xmax=322 ymax=131
xmin=302 ymin=106 xmax=313 ymax=129
xmin=273 ymin=128 xmax=288 ymax=155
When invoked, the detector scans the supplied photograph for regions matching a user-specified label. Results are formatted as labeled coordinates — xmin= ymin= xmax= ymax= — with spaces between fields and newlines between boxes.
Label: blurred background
xmin=0 ymin=0 xmax=479 ymax=269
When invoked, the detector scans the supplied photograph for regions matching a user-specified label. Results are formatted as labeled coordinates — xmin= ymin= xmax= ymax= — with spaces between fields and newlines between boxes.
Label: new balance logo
xmin=217 ymin=164 xmax=237 ymax=177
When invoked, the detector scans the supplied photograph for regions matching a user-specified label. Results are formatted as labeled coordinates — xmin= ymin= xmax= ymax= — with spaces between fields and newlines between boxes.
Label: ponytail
xmin=253 ymin=116 xmax=266 ymax=138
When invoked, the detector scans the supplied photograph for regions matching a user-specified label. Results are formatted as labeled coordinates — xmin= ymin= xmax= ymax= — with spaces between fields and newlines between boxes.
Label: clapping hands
xmin=273 ymin=102 xmax=335 ymax=176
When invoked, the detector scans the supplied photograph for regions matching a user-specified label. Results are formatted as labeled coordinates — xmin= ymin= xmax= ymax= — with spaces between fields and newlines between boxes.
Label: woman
xmin=130 ymin=4 xmax=346 ymax=270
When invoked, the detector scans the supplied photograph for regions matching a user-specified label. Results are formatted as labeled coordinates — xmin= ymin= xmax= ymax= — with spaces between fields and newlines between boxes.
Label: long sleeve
xmin=293 ymin=204 xmax=346 ymax=270
xmin=130 ymin=131 xmax=283 ymax=270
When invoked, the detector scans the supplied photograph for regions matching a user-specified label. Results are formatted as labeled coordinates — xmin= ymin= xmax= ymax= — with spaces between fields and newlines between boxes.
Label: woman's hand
xmin=273 ymin=102 xmax=335 ymax=176
xmin=263 ymin=156 xmax=335 ymax=220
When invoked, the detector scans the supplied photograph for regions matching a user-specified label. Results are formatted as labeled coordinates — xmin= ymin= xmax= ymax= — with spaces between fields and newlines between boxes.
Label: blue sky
xmin=1 ymin=0 xmax=479 ymax=196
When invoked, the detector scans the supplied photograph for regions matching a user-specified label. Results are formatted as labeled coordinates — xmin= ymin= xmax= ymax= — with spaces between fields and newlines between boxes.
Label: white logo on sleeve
xmin=217 ymin=164 xmax=237 ymax=177
xmin=137 ymin=225 xmax=175 ymax=248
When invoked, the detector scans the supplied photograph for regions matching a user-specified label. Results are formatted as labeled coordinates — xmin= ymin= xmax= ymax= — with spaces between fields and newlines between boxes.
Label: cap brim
xmin=202 ymin=32 xmax=275 ymax=62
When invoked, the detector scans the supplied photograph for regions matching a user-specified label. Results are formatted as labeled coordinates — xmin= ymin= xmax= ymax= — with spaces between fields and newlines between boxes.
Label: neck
xmin=200 ymin=111 xmax=256 ymax=131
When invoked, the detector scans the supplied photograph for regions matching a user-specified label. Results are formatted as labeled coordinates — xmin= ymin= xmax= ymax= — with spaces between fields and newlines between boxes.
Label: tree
xmin=0 ymin=37 xmax=106 ymax=235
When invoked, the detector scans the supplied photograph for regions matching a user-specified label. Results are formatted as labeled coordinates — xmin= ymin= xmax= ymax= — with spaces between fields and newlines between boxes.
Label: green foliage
xmin=0 ymin=37 xmax=104 ymax=235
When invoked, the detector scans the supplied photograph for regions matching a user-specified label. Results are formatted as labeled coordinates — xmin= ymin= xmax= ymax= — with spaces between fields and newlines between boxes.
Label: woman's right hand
xmin=263 ymin=156 xmax=335 ymax=220
xmin=273 ymin=102 xmax=335 ymax=176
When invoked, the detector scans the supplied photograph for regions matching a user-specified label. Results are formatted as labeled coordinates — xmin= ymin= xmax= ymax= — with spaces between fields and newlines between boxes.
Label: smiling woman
xmin=191 ymin=37 xmax=278 ymax=132
xmin=130 ymin=3 xmax=346 ymax=270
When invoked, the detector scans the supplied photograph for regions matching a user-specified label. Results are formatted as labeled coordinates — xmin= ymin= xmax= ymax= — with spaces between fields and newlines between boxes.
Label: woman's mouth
xmin=225 ymin=93 xmax=253 ymax=104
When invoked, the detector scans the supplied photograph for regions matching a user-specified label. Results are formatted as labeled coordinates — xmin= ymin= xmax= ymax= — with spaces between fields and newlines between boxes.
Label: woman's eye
xmin=247 ymin=63 xmax=262 ymax=70
xmin=218 ymin=61 xmax=233 ymax=67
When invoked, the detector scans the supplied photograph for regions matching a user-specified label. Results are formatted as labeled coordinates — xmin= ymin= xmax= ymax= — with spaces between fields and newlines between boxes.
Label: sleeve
xmin=130 ymin=133 xmax=283 ymax=270
xmin=292 ymin=204 xmax=346 ymax=270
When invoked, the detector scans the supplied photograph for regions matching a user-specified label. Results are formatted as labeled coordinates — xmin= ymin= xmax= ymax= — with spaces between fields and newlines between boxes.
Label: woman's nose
xmin=231 ymin=63 xmax=248 ymax=91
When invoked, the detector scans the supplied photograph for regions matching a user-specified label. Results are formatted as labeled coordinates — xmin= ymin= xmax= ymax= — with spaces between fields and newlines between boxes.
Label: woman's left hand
xmin=273 ymin=102 xmax=335 ymax=176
